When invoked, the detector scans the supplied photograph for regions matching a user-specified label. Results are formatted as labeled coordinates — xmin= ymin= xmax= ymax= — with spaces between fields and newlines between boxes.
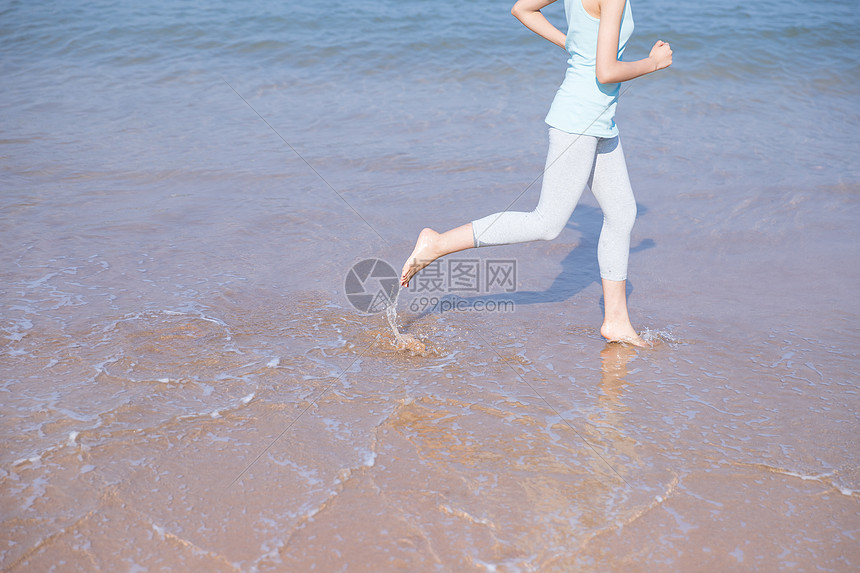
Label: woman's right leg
xmin=471 ymin=129 xmax=598 ymax=246
xmin=401 ymin=129 xmax=599 ymax=286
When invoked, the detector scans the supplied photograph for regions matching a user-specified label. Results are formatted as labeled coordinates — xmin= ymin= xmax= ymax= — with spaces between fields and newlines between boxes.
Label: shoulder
xmin=597 ymin=0 xmax=627 ymax=15
xmin=597 ymin=0 xmax=627 ymax=23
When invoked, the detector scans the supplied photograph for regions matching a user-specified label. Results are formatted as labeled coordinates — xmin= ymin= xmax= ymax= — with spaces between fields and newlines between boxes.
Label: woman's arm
xmin=595 ymin=0 xmax=672 ymax=84
xmin=511 ymin=0 xmax=566 ymax=49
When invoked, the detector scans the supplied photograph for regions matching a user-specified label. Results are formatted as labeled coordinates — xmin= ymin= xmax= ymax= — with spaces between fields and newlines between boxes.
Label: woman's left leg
xmin=588 ymin=136 xmax=647 ymax=346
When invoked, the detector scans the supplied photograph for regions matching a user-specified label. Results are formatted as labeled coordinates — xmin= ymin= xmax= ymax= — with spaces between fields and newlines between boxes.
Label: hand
xmin=649 ymin=40 xmax=673 ymax=71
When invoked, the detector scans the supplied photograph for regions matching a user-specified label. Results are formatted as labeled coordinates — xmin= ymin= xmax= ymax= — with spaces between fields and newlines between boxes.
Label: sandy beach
xmin=2 ymin=0 xmax=859 ymax=570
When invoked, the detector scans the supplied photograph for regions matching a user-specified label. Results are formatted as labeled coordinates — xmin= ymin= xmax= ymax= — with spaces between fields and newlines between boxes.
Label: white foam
xmin=765 ymin=466 xmax=857 ymax=497
xmin=241 ymin=392 xmax=255 ymax=405
xmin=780 ymin=469 xmax=833 ymax=482
xmin=67 ymin=431 xmax=79 ymax=446
xmin=266 ymin=357 xmax=280 ymax=368
xmin=13 ymin=455 xmax=40 ymax=467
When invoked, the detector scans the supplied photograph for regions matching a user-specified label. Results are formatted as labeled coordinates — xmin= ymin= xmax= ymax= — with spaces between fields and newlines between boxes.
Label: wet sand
xmin=2 ymin=0 xmax=859 ymax=569
xmin=2 ymin=177 xmax=859 ymax=570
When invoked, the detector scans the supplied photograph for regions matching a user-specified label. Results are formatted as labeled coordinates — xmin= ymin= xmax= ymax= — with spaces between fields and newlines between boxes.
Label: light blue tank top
xmin=545 ymin=0 xmax=634 ymax=138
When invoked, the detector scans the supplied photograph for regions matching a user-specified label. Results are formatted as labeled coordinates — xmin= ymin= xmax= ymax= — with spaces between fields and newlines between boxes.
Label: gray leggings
xmin=471 ymin=127 xmax=637 ymax=281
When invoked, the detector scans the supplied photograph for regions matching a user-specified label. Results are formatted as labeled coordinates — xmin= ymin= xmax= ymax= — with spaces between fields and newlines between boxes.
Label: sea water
xmin=2 ymin=1 xmax=859 ymax=571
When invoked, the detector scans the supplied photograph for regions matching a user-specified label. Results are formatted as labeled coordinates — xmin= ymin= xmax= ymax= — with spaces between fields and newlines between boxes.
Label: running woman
xmin=400 ymin=0 xmax=672 ymax=346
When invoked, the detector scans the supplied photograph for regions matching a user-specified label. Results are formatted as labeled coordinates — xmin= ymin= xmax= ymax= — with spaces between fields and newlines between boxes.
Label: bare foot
xmin=400 ymin=228 xmax=441 ymax=287
xmin=600 ymin=321 xmax=650 ymax=347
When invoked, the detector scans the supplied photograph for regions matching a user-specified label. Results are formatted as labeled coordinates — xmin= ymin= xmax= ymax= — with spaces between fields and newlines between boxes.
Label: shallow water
xmin=2 ymin=0 xmax=859 ymax=571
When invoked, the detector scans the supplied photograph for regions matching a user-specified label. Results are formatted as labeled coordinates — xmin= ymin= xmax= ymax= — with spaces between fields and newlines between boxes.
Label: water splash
xmin=641 ymin=328 xmax=682 ymax=346
xmin=384 ymin=289 xmax=403 ymax=342
xmin=385 ymin=288 xmax=427 ymax=354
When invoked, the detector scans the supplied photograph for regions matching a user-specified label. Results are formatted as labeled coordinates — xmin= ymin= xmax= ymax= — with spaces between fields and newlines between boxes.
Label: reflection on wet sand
xmin=592 ymin=343 xmax=638 ymax=475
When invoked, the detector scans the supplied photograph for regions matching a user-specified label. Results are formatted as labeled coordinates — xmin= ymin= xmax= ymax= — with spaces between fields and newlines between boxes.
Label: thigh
xmin=538 ymin=128 xmax=600 ymax=211
xmin=588 ymin=136 xmax=635 ymax=210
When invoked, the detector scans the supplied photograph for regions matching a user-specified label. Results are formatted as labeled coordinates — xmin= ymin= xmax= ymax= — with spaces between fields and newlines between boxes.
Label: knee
xmin=608 ymin=201 xmax=637 ymax=232
xmin=536 ymin=214 xmax=567 ymax=241
xmin=624 ymin=201 xmax=638 ymax=229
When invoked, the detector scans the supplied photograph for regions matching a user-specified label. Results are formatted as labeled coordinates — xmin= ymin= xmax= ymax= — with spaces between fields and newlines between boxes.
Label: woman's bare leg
xmin=400 ymin=223 xmax=475 ymax=287
xmin=600 ymin=278 xmax=648 ymax=346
